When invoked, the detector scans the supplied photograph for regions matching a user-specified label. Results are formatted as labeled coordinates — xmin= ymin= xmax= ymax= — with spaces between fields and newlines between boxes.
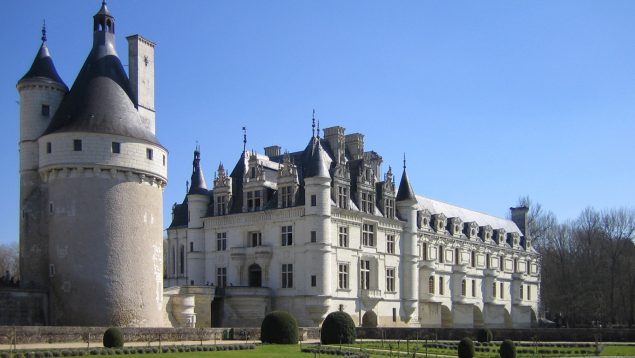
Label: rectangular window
xmin=499 ymin=255 xmax=504 ymax=271
xmin=386 ymin=234 xmax=395 ymax=254
xmin=280 ymin=186 xmax=293 ymax=208
xmin=361 ymin=192 xmax=374 ymax=214
xmin=500 ymin=282 xmax=504 ymax=299
xmin=471 ymin=251 xmax=476 ymax=267
xmin=216 ymin=195 xmax=227 ymax=215
xmin=492 ymin=282 xmax=497 ymax=298
xmin=49 ymin=202 xmax=54 ymax=214
xmin=472 ymin=279 xmax=476 ymax=297
xmin=386 ymin=267 xmax=395 ymax=292
xmin=520 ymin=285 xmax=524 ymax=300
xmin=247 ymin=190 xmax=262 ymax=212
xmin=311 ymin=275 xmax=317 ymax=287
xmin=250 ymin=232 xmax=262 ymax=247
xmin=338 ymin=226 xmax=348 ymax=247
xmin=73 ymin=139 xmax=82 ymax=151
xmin=310 ymin=231 xmax=317 ymax=243
xmin=422 ymin=242 xmax=428 ymax=260
xmin=216 ymin=267 xmax=227 ymax=288
xmin=362 ymin=223 xmax=375 ymax=246
xmin=189 ymin=242 xmax=194 ymax=252
xmin=111 ymin=142 xmax=121 ymax=154
xmin=461 ymin=279 xmax=467 ymax=296
xmin=527 ymin=285 xmax=531 ymax=300
xmin=455 ymin=248 xmax=460 ymax=264
xmin=41 ymin=104 xmax=50 ymax=116
xmin=337 ymin=186 xmax=348 ymax=209
xmin=281 ymin=264 xmax=293 ymax=288
xmin=438 ymin=245 xmax=444 ymax=263
xmin=360 ymin=260 xmax=370 ymax=290
xmin=384 ymin=198 xmax=395 ymax=218
xmin=486 ymin=253 xmax=491 ymax=269
xmin=162 ymin=154 xmax=166 ymax=166
xmin=439 ymin=276 xmax=444 ymax=295
xmin=392 ymin=308 xmax=397 ymax=322
xmin=46 ymin=142 xmax=52 ymax=154
xmin=281 ymin=225 xmax=293 ymax=246
xmin=514 ymin=258 xmax=518 ymax=273
xmin=428 ymin=276 xmax=435 ymax=294
xmin=310 ymin=194 xmax=317 ymax=207
xmin=146 ymin=148 xmax=153 ymax=160
xmin=338 ymin=263 xmax=349 ymax=289
xmin=216 ymin=232 xmax=227 ymax=251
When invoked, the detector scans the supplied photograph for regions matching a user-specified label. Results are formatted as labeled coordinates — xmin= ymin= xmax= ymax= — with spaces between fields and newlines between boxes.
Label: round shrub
xmin=477 ymin=328 xmax=493 ymax=342
xmin=102 ymin=328 xmax=124 ymax=349
xmin=260 ymin=310 xmax=299 ymax=344
xmin=320 ymin=311 xmax=356 ymax=345
xmin=458 ymin=337 xmax=475 ymax=358
xmin=499 ymin=339 xmax=516 ymax=358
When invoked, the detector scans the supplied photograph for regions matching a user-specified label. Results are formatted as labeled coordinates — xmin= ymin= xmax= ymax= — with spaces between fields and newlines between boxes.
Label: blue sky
xmin=1 ymin=1 xmax=634 ymax=245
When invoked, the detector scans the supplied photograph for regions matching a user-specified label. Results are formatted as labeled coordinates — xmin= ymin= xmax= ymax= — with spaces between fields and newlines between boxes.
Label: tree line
xmin=519 ymin=197 xmax=635 ymax=328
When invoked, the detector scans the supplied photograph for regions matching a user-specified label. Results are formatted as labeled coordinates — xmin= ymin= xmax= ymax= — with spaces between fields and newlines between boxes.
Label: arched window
xmin=428 ymin=276 xmax=435 ymax=294
xmin=461 ymin=279 xmax=466 ymax=296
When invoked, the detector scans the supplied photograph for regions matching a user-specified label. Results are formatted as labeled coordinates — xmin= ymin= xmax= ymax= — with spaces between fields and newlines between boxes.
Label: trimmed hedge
xmin=102 ymin=328 xmax=124 ymax=349
xmin=260 ymin=311 xmax=299 ymax=344
xmin=321 ymin=311 xmax=356 ymax=345
xmin=500 ymin=339 xmax=516 ymax=358
xmin=458 ymin=337 xmax=475 ymax=358
xmin=477 ymin=328 xmax=493 ymax=342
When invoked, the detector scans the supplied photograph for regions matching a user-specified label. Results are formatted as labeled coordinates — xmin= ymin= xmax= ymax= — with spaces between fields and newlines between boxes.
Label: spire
xmin=18 ymin=22 xmax=68 ymax=90
xmin=304 ymin=136 xmax=332 ymax=178
xmin=92 ymin=0 xmax=116 ymax=52
xmin=396 ymin=153 xmax=416 ymax=202
xmin=242 ymin=126 xmax=247 ymax=153
xmin=188 ymin=146 xmax=208 ymax=195
xmin=312 ymin=109 xmax=316 ymax=137
xmin=41 ymin=20 xmax=47 ymax=43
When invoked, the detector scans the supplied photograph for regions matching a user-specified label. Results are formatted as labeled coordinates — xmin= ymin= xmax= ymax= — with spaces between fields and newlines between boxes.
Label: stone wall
xmin=0 ymin=289 xmax=47 ymax=326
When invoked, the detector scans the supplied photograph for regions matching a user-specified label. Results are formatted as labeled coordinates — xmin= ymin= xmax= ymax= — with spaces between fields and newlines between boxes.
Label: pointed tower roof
xmin=42 ymin=2 xmax=158 ymax=143
xmin=303 ymin=136 xmax=332 ymax=178
xmin=188 ymin=147 xmax=208 ymax=195
xmin=19 ymin=23 xmax=68 ymax=90
xmin=396 ymin=155 xmax=416 ymax=201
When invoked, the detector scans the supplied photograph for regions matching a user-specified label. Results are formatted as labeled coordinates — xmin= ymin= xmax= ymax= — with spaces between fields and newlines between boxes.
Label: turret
xmin=186 ymin=147 xmax=209 ymax=285
xmin=17 ymin=23 xmax=68 ymax=289
xmin=395 ymin=156 xmax=419 ymax=324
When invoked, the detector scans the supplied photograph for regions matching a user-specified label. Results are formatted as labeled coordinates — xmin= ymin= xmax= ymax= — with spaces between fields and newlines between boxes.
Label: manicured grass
xmin=600 ymin=344 xmax=635 ymax=356
xmin=91 ymin=344 xmax=314 ymax=357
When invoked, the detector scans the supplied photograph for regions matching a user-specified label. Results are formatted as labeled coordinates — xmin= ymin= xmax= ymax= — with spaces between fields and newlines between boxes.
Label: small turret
xmin=188 ymin=147 xmax=208 ymax=195
xmin=187 ymin=147 xmax=210 ymax=229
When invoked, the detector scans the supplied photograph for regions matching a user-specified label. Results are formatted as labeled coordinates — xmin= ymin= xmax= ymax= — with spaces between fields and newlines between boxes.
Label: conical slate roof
xmin=188 ymin=149 xmax=208 ymax=195
xmin=19 ymin=41 xmax=67 ymax=90
xmin=43 ymin=3 xmax=157 ymax=144
xmin=396 ymin=168 xmax=416 ymax=201
xmin=303 ymin=136 xmax=332 ymax=178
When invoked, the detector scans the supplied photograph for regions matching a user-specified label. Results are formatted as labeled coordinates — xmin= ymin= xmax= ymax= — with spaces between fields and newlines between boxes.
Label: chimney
xmin=345 ymin=133 xmax=364 ymax=160
xmin=127 ymin=35 xmax=156 ymax=134
xmin=264 ymin=145 xmax=281 ymax=158
xmin=324 ymin=126 xmax=346 ymax=163
xmin=510 ymin=206 xmax=530 ymax=239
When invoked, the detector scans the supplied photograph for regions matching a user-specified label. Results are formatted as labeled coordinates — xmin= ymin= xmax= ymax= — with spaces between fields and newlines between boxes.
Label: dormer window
xmin=337 ymin=186 xmax=348 ymax=209
xmin=384 ymin=198 xmax=395 ymax=219
xmin=215 ymin=195 xmax=227 ymax=216
xmin=433 ymin=214 xmax=446 ymax=232
xmin=280 ymin=186 xmax=294 ymax=208
xmin=360 ymin=191 xmax=374 ymax=214
xmin=246 ymin=190 xmax=262 ymax=212
xmin=250 ymin=167 xmax=256 ymax=179
xmin=417 ymin=210 xmax=431 ymax=229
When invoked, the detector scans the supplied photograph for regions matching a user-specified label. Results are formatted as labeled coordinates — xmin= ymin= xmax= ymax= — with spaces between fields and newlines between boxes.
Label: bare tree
xmin=0 ymin=242 xmax=18 ymax=279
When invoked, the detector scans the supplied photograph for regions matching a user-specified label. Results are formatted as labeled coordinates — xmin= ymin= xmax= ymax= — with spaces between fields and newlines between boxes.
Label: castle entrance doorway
xmin=248 ymin=264 xmax=262 ymax=287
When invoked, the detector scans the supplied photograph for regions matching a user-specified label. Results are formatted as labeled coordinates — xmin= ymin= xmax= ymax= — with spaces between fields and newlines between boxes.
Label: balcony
xmin=360 ymin=289 xmax=382 ymax=308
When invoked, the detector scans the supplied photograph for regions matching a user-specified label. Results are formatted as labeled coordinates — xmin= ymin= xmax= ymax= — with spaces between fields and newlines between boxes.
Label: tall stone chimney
xmin=345 ymin=133 xmax=364 ymax=160
xmin=324 ymin=126 xmax=346 ymax=163
xmin=510 ymin=206 xmax=530 ymax=239
xmin=127 ymin=35 xmax=156 ymax=134
xmin=264 ymin=145 xmax=281 ymax=158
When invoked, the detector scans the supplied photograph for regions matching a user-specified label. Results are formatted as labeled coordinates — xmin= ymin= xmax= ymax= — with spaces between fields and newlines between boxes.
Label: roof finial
xmin=403 ymin=153 xmax=407 ymax=170
xmin=41 ymin=20 xmax=47 ymax=43
xmin=186 ymin=180 xmax=190 ymax=194
xmin=312 ymin=109 xmax=316 ymax=137
xmin=242 ymin=126 xmax=247 ymax=153
xmin=102 ymin=0 xmax=107 ymax=6
xmin=317 ymin=119 xmax=320 ymax=139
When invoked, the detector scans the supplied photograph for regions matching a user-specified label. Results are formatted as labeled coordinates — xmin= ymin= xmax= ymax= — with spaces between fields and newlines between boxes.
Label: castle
xmin=164 ymin=122 xmax=540 ymax=328
xmin=15 ymin=2 xmax=540 ymax=328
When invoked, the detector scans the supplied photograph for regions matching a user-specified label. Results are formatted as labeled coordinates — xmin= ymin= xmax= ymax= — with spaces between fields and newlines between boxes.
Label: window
xmin=386 ymin=268 xmax=395 ymax=292
xmin=280 ymin=186 xmax=293 ymax=208
xmin=146 ymin=148 xmax=153 ymax=160
xmin=527 ymin=285 xmax=532 ymax=300
xmin=311 ymin=194 xmax=317 ymax=207
xmin=455 ymin=248 xmax=460 ymax=264
xmin=422 ymin=243 xmax=428 ymax=260
xmin=514 ymin=258 xmax=519 ymax=272
xmin=486 ymin=253 xmax=491 ymax=269
xmin=500 ymin=282 xmax=504 ymax=299
xmin=461 ymin=279 xmax=466 ymax=296
xmin=384 ymin=198 xmax=395 ymax=218
xmin=111 ymin=142 xmax=121 ymax=154
xmin=189 ymin=242 xmax=194 ymax=252
xmin=162 ymin=154 xmax=166 ymax=166
xmin=362 ymin=223 xmax=375 ymax=246
xmin=216 ymin=267 xmax=227 ymax=288
xmin=41 ymin=104 xmax=50 ymax=116
xmin=338 ymin=263 xmax=349 ymax=289
xmin=338 ymin=226 xmax=348 ymax=247
xmin=250 ymin=232 xmax=262 ymax=247
xmin=360 ymin=260 xmax=370 ymax=290
xmin=250 ymin=167 xmax=256 ymax=179
xmin=439 ymin=276 xmax=444 ymax=295
xmin=520 ymin=285 xmax=524 ymax=300
xmin=386 ymin=234 xmax=395 ymax=254
xmin=311 ymin=275 xmax=317 ymax=287
xmin=310 ymin=231 xmax=317 ymax=243
xmin=499 ymin=255 xmax=504 ymax=271
xmin=247 ymin=190 xmax=262 ymax=212
xmin=438 ymin=245 xmax=444 ymax=263
xmin=281 ymin=225 xmax=293 ymax=246
xmin=337 ymin=186 xmax=348 ymax=209
xmin=49 ymin=202 xmax=54 ymax=214
xmin=492 ymin=282 xmax=497 ymax=298
xmin=471 ymin=251 xmax=476 ymax=267
xmin=428 ymin=276 xmax=435 ymax=294
xmin=46 ymin=142 xmax=52 ymax=154
xmin=392 ymin=308 xmax=397 ymax=322
xmin=472 ymin=279 xmax=476 ymax=297
xmin=171 ymin=246 xmax=176 ymax=275
xmin=216 ymin=232 xmax=227 ymax=251
xmin=361 ymin=192 xmax=374 ymax=214
xmin=73 ymin=139 xmax=82 ymax=151
xmin=179 ymin=245 xmax=185 ymax=275
xmin=216 ymin=195 xmax=227 ymax=216
xmin=281 ymin=264 xmax=293 ymax=288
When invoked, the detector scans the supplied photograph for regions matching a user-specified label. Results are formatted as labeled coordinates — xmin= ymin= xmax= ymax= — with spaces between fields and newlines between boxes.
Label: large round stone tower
xmin=19 ymin=2 xmax=168 ymax=326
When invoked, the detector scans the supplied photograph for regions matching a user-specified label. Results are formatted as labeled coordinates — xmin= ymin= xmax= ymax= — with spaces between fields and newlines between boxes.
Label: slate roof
xmin=396 ymin=169 xmax=416 ymax=202
xmin=188 ymin=150 xmax=209 ymax=195
xmin=19 ymin=42 xmax=67 ymax=90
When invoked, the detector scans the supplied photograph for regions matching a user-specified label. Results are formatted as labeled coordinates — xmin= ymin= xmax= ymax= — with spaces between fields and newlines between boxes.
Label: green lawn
xmin=91 ymin=344 xmax=313 ymax=357
xmin=600 ymin=344 xmax=635 ymax=356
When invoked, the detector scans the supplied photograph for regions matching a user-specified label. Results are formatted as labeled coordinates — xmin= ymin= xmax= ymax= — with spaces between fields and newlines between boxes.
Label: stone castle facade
xmin=164 ymin=122 xmax=540 ymax=328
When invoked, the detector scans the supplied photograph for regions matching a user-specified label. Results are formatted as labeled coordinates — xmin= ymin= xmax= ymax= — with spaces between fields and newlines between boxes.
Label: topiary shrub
xmin=476 ymin=328 xmax=493 ymax=342
xmin=499 ymin=339 xmax=516 ymax=358
xmin=458 ymin=337 xmax=475 ymax=358
xmin=102 ymin=328 xmax=124 ymax=349
xmin=260 ymin=310 xmax=299 ymax=344
xmin=320 ymin=311 xmax=356 ymax=345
